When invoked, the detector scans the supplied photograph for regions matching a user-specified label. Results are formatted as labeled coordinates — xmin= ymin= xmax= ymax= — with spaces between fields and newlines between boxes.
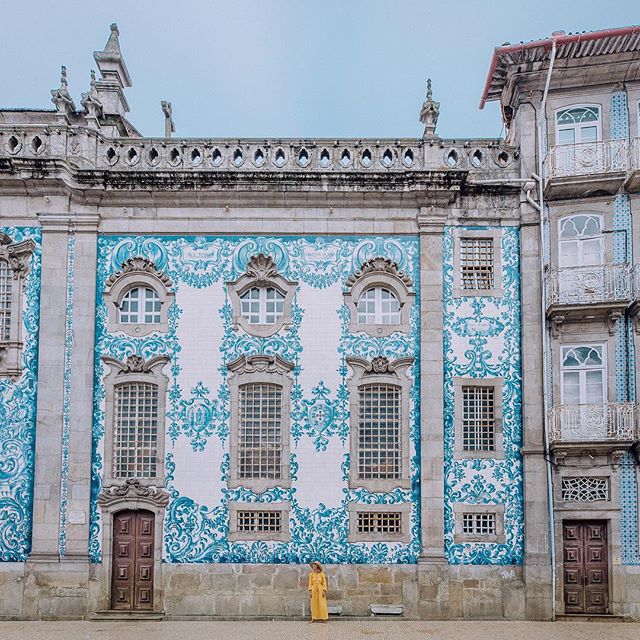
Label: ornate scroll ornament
xmin=0 ymin=233 xmax=35 ymax=280
xmin=419 ymin=78 xmax=440 ymax=138
xmin=245 ymin=253 xmax=280 ymax=284
xmin=345 ymin=257 xmax=414 ymax=293
xmin=105 ymin=257 xmax=173 ymax=290
xmin=227 ymin=354 xmax=294 ymax=377
xmin=346 ymin=355 xmax=414 ymax=378
xmin=102 ymin=354 xmax=169 ymax=376
xmin=98 ymin=478 xmax=169 ymax=509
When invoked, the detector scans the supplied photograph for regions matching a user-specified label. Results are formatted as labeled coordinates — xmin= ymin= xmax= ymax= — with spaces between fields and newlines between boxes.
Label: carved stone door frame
xmin=97 ymin=480 xmax=169 ymax=613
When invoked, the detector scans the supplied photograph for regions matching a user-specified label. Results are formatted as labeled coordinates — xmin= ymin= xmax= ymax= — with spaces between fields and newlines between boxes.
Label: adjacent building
xmin=0 ymin=23 xmax=638 ymax=620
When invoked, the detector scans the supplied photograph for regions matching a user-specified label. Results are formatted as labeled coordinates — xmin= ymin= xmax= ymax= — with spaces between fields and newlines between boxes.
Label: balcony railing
xmin=543 ymin=139 xmax=628 ymax=179
xmin=549 ymin=403 xmax=637 ymax=443
xmin=546 ymin=264 xmax=633 ymax=307
xmin=631 ymin=138 xmax=640 ymax=171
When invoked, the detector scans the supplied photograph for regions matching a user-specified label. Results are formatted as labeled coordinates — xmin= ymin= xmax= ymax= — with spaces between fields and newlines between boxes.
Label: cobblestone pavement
xmin=1 ymin=621 xmax=640 ymax=640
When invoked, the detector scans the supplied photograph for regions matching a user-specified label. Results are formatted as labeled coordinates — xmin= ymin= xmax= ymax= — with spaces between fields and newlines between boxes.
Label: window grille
xmin=462 ymin=512 xmax=496 ymax=536
xmin=113 ymin=382 xmax=159 ymax=478
xmin=0 ymin=260 xmax=11 ymax=341
xmin=460 ymin=238 xmax=494 ymax=290
xmin=357 ymin=511 xmax=402 ymax=535
xmin=356 ymin=287 xmax=401 ymax=325
xmin=237 ymin=510 xmax=282 ymax=533
xmin=120 ymin=286 xmax=161 ymax=324
xmin=240 ymin=287 xmax=285 ymax=325
xmin=357 ymin=384 xmax=401 ymax=480
xmin=238 ymin=382 xmax=283 ymax=479
xmin=462 ymin=386 xmax=495 ymax=451
xmin=561 ymin=477 xmax=609 ymax=502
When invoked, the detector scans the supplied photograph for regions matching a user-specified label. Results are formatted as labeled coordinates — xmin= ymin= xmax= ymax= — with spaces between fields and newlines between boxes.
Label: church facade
xmin=0 ymin=23 xmax=639 ymax=620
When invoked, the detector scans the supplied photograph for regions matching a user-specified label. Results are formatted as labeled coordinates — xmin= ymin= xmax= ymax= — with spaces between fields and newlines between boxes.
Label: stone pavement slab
xmin=0 ymin=621 xmax=639 ymax=640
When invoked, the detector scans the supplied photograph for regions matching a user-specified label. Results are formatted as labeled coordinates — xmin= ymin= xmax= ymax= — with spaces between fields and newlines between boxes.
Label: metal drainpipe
xmin=538 ymin=37 xmax=558 ymax=620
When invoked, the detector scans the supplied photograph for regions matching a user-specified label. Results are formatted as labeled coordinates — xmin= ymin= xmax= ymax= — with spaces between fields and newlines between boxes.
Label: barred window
xmin=356 ymin=287 xmax=401 ymax=325
xmin=238 ymin=382 xmax=283 ymax=479
xmin=237 ymin=510 xmax=282 ymax=533
xmin=113 ymin=382 xmax=159 ymax=478
xmin=462 ymin=386 xmax=495 ymax=451
xmin=240 ymin=287 xmax=285 ymax=325
xmin=357 ymin=384 xmax=401 ymax=480
xmin=0 ymin=260 xmax=11 ymax=341
xmin=462 ymin=512 xmax=496 ymax=536
xmin=119 ymin=286 xmax=161 ymax=324
xmin=460 ymin=238 xmax=494 ymax=290
xmin=357 ymin=511 xmax=402 ymax=535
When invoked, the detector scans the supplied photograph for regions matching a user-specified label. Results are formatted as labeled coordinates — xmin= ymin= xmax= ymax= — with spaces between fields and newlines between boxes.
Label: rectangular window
xmin=358 ymin=384 xmax=401 ymax=480
xmin=462 ymin=385 xmax=495 ymax=451
xmin=0 ymin=261 xmax=12 ymax=342
xmin=460 ymin=237 xmax=494 ymax=290
xmin=237 ymin=509 xmax=282 ymax=533
xmin=357 ymin=511 xmax=402 ymax=535
xmin=113 ymin=382 xmax=158 ymax=478
xmin=462 ymin=512 xmax=496 ymax=536
xmin=238 ymin=382 xmax=283 ymax=479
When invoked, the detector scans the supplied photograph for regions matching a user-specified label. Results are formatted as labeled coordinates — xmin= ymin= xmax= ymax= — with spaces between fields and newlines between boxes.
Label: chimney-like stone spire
xmin=81 ymin=70 xmax=104 ymax=128
xmin=50 ymin=65 xmax=76 ymax=114
xmin=419 ymin=78 xmax=440 ymax=138
xmin=161 ymin=101 xmax=175 ymax=138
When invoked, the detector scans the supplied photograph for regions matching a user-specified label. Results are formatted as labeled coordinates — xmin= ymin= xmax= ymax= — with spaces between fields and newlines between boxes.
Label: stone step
xmin=91 ymin=610 xmax=165 ymax=621
xmin=556 ymin=613 xmax=626 ymax=623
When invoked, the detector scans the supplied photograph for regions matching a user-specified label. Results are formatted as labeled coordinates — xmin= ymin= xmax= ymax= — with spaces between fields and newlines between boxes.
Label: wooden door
xmin=563 ymin=520 xmax=608 ymax=614
xmin=111 ymin=510 xmax=155 ymax=611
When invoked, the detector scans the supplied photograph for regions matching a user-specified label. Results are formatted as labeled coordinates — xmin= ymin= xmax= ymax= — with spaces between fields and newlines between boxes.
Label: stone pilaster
xmin=63 ymin=214 xmax=100 ymax=560
xmin=416 ymin=204 xmax=450 ymax=618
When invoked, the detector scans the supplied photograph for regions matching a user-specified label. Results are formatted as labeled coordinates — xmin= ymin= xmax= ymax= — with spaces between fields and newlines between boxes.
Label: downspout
xmin=538 ymin=37 xmax=557 ymax=621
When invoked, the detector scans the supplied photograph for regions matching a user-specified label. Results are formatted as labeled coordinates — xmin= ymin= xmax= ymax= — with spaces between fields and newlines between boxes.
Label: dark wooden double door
xmin=111 ymin=510 xmax=155 ymax=610
xmin=563 ymin=520 xmax=609 ymax=614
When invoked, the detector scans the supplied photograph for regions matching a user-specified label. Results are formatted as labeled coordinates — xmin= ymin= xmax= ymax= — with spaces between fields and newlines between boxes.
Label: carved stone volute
xmin=105 ymin=257 xmax=173 ymax=290
xmin=98 ymin=478 xmax=169 ymax=509
xmin=227 ymin=354 xmax=294 ymax=376
xmin=346 ymin=257 xmax=413 ymax=292
xmin=245 ymin=253 xmax=280 ymax=284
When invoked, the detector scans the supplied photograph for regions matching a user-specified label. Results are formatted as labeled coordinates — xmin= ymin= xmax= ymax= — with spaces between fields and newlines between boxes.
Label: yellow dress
xmin=308 ymin=571 xmax=329 ymax=620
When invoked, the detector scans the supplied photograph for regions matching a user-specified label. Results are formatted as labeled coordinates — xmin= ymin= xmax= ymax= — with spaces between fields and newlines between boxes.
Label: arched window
xmin=0 ymin=260 xmax=12 ymax=342
xmin=558 ymin=214 xmax=603 ymax=268
xmin=555 ymin=106 xmax=601 ymax=145
xmin=119 ymin=286 xmax=162 ymax=324
xmin=239 ymin=286 xmax=285 ymax=325
xmin=113 ymin=381 xmax=159 ymax=478
xmin=561 ymin=345 xmax=606 ymax=405
xmin=103 ymin=257 xmax=174 ymax=337
xmin=356 ymin=287 xmax=401 ymax=325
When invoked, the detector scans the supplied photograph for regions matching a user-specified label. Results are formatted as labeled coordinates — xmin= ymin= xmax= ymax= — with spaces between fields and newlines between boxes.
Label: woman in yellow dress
xmin=308 ymin=561 xmax=329 ymax=622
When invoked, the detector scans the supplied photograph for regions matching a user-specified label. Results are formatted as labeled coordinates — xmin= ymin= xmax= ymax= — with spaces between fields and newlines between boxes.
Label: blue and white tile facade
xmin=442 ymin=227 xmax=524 ymax=564
xmin=0 ymin=227 xmax=41 ymax=561
xmin=90 ymin=235 xmax=421 ymax=564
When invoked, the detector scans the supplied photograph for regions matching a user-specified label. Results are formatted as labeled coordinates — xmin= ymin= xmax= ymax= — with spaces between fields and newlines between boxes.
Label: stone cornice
xmin=36 ymin=211 xmax=101 ymax=231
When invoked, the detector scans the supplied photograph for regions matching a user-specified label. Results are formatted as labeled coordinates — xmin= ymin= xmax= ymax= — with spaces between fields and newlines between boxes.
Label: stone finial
xmin=419 ymin=78 xmax=440 ymax=138
xmin=50 ymin=65 xmax=76 ymax=114
xmin=81 ymin=69 xmax=104 ymax=124
xmin=161 ymin=100 xmax=175 ymax=138
xmin=94 ymin=22 xmax=132 ymax=88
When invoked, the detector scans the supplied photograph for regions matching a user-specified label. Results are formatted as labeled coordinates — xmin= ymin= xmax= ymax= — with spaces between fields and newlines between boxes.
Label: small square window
xmin=228 ymin=501 xmax=290 ymax=541
xmin=357 ymin=511 xmax=402 ymax=535
xmin=453 ymin=504 xmax=505 ymax=543
xmin=237 ymin=509 xmax=282 ymax=533
xmin=462 ymin=512 xmax=496 ymax=536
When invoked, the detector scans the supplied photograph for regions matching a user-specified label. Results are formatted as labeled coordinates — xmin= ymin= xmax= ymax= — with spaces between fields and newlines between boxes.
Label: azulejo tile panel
xmin=91 ymin=235 xmax=420 ymax=564
xmin=0 ymin=227 xmax=41 ymax=561
xmin=442 ymin=226 xmax=524 ymax=564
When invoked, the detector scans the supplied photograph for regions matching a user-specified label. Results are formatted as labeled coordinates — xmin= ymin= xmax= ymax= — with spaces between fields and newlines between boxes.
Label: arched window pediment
xmin=227 ymin=254 xmax=297 ymax=338
xmin=104 ymin=257 xmax=174 ymax=337
xmin=344 ymin=258 xmax=415 ymax=336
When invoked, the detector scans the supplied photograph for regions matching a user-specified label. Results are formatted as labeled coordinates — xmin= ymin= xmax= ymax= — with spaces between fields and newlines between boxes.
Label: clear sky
xmin=2 ymin=1 xmax=638 ymax=140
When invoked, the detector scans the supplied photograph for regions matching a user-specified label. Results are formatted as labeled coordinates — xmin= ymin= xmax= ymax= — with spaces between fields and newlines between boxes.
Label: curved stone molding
xmin=98 ymin=478 xmax=170 ymax=509
xmin=346 ymin=356 xmax=414 ymax=492
xmin=226 ymin=254 xmax=297 ymax=338
xmin=104 ymin=257 xmax=174 ymax=337
xmin=227 ymin=353 xmax=295 ymax=376
xmin=0 ymin=232 xmax=36 ymax=377
xmin=344 ymin=258 xmax=415 ymax=337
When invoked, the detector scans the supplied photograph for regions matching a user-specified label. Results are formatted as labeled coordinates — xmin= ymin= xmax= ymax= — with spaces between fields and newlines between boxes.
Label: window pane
xmin=562 ymin=372 xmax=581 ymax=404
xmin=238 ymin=383 xmax=282 ymax=479
xmin=580 ymin=126 xmax=598 ymax=143
xmin=358 ymin=384 xmax=401 ymax=479
xmin=462 ymin=512 xmax=496 ymax=536
xmin=462 ymin=386 xmax=495 ymax=451
xmin=357 ymin=511 xmax=401 ymax=534
xmin=113 ymin=382 xmax=158 ymax=478
xmin=237 ymin=510 xmax=282 ymax=533
xmin=0 ymin=261 xmax=12 ymax=341
xmin=585 ymin=370 xmax=604 ymax=403
xmin=460 ymin=238 xmax=494 ymax=290
xmin=240 ymin=287 xmax=284 ymax=325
